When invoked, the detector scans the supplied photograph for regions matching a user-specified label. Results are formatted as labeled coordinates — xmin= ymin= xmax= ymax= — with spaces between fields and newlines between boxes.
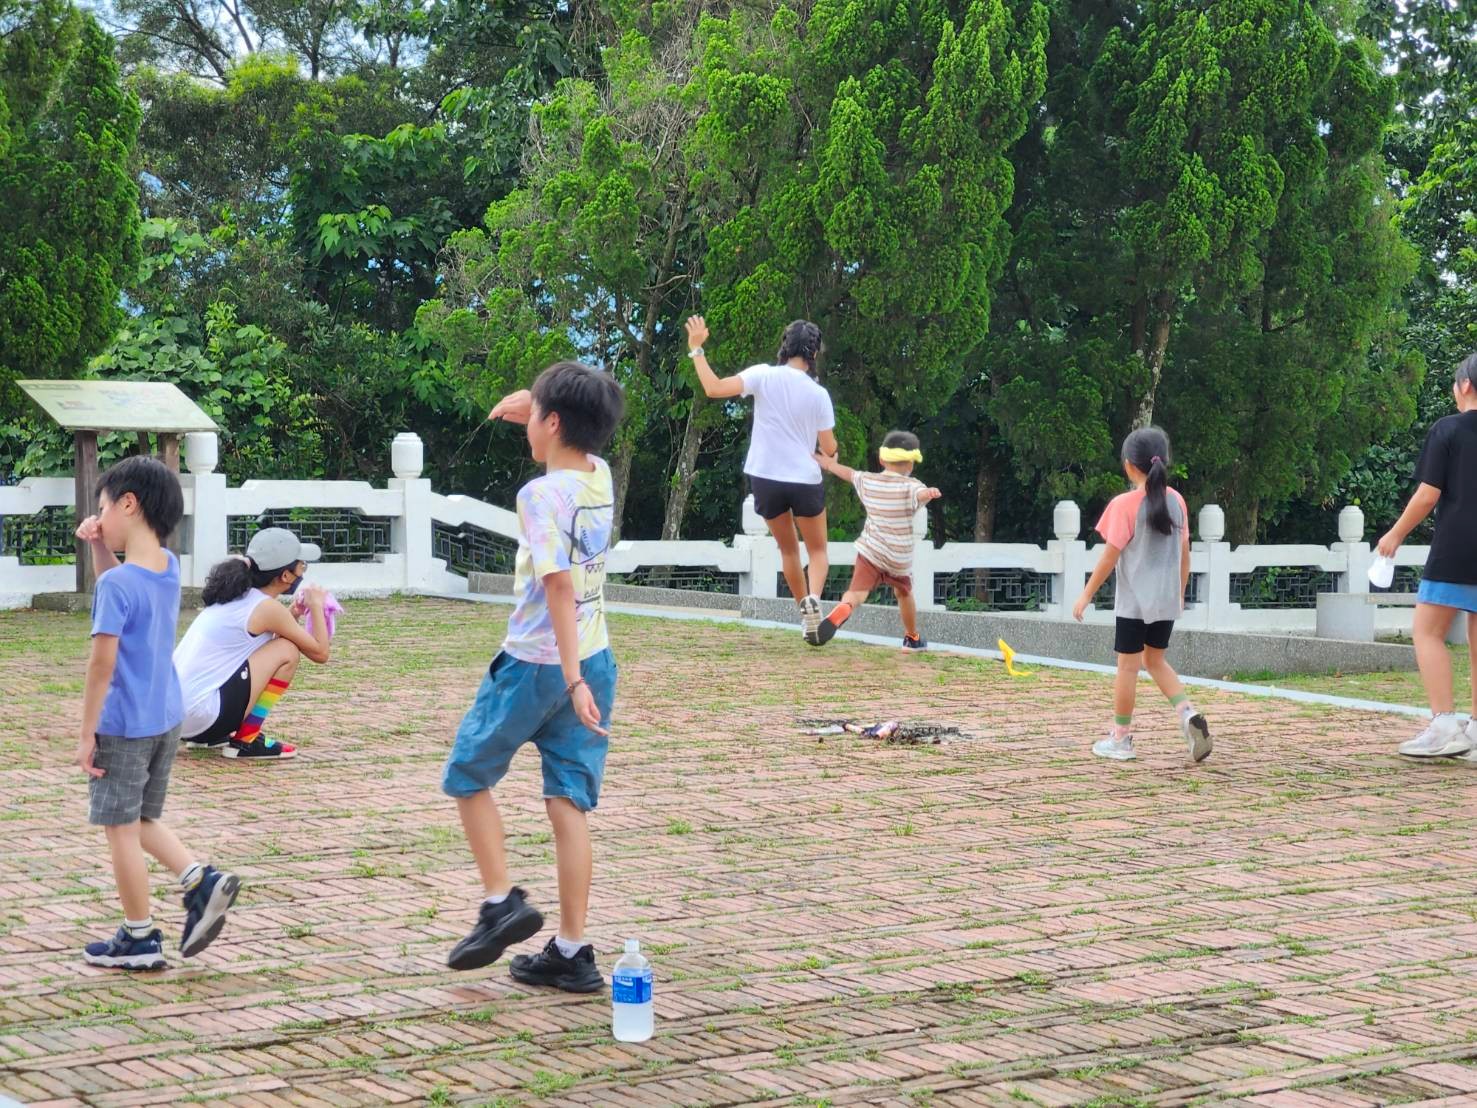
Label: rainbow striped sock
xmin=235 ymin=677 xmax=289 ymax=745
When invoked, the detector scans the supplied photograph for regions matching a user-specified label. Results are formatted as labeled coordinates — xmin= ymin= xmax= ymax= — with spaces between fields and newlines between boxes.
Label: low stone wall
xmin=467 ymin=573 xmax=742 ymax=612
xmin=739 ymin=597 xmax=1415 ymax=678
xmin=464 ymin=577 xmax=1415 ymax=677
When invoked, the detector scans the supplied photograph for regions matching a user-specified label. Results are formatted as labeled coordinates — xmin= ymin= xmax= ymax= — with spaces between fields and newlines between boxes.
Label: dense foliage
xmin=2 ymin=0 xmax=1473 ymax=547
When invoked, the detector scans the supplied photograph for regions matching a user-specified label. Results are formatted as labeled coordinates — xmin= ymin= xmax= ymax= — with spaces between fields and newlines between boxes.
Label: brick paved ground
xmin=3 ymin=597 xmax=1477 ymax=1107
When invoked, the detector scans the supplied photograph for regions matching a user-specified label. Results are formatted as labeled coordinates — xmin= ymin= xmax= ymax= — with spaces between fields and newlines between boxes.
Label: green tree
xmin=104 ymin=1 xmax=590 ymax=496
xmin=421 ymin=14 xmax=701 ymax=536
xmin=954 ymin=0 xmax=1416 ymax=543
xmin=693 ymin=0 xmax=1047 ymax=435
xmin=1312 ymin=0 xmax=1477 ymax=539
xmin=0 ymin=0 xmax=141 ymax=427
xmin=291 ymin=123 xmax=461 ymax=333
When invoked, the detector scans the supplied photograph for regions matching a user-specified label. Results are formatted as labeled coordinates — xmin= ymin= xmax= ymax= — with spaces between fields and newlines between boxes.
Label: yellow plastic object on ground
xmin=998 ymin=639 xmax=1033 ymax=677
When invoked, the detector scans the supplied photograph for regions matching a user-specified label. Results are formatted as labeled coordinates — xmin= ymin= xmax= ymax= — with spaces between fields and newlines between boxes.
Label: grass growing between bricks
xmin=2 ymin=597 xmax=1476 ymax=1105
xmin=1234 ymin=641 xmax=1471 ymax=706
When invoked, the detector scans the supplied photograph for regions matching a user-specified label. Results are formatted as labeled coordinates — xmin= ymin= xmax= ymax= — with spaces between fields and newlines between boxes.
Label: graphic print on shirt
xmin=568 ymin=502 xmax=612 ymax=611
xmin=505 ymin=458 xmax=616 ymax=664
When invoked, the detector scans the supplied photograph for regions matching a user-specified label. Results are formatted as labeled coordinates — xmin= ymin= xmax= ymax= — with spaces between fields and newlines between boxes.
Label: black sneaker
xmin=447 ymin=888 xmax=544 ymax=971
xmin=509 ymin=937 xmax=605 ymax=993
xmin=902 ymin=634 xmax=927 ymax=651
xmin=181 ymin=865 xmax=240 ymax=957
xmin=83 ymin=926 xmax=167 ymax=970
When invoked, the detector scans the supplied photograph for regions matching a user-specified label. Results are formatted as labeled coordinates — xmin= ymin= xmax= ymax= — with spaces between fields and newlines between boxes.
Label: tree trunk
xmin=1132 ymin=292 xmax=1175 ymax=428
xmin=973 ymin=438 xmax=999 ymax=543
xmin=610 ymin=438 xmax=635 ymax=542
xmin=661 ymin=399 xmax=703 ymax=541
xmin=1227 ymin=497 xmax=1260 ymax=545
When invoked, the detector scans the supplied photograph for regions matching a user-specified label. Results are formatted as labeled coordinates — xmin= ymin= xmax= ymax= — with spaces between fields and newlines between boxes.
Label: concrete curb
xmin=469 ymin=576 xmax=1416 ymax=680
xmin=736 ymin=596 xmax=1417 ymax=679
xmin=435 ymin=589 xmax=1432 ymax=719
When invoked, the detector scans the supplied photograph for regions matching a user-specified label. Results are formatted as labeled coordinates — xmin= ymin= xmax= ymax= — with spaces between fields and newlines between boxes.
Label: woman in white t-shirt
xmin=173 ymin=528 xmax=333 ymax=761
xmin=684 ymin=315 xmax=839 ymax=641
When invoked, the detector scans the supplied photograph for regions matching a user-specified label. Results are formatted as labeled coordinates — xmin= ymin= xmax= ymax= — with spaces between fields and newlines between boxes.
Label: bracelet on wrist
xmin=687 ymin=346 xmax=704 ymax=359
xmin=566 ymin=677 xmax=587 ymax=696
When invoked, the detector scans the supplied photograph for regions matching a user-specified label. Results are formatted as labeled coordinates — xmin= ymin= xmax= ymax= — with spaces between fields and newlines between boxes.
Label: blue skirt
xmin=1417 ymin=578 xmax=1477 ymax=613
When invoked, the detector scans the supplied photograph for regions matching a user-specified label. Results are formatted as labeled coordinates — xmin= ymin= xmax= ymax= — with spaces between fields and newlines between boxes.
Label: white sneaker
xmin=1397 ymin=714 xmax=1472 ymax=758
xmin=1455 ymin=720 xmax=1477 ymax=764
xmin=801 ymin=595 xmax=823 ymax=644
xmin=1092 ymin=733 xmax=1136 ymax=760
xmin=1181 ymin=710 xmax=1213 ymax=763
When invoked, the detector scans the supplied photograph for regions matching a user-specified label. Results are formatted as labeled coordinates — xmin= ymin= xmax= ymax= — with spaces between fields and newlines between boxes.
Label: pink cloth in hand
xmin=304 ymin=593 xmax=343 ymax=639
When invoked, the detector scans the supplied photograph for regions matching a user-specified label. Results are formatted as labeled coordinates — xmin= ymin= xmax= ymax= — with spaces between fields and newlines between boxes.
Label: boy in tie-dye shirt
xmin=442 ymin=361 xmax=625 ymax=994
xmin=503 ymin=458 xmax=613 ymax=663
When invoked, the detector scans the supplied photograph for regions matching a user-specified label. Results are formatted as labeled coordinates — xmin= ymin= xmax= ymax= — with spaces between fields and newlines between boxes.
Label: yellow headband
xmin=879 ymin=446 xmax=922 ymax=464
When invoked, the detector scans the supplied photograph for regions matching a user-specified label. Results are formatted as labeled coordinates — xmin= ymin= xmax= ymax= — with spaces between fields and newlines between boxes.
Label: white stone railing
xmin=0 ymin=431 xmax=1430 ymax=633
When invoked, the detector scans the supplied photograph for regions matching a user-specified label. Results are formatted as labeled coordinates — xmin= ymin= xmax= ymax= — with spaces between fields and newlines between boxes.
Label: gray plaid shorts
xmin=88 ymin=726 xmax=181 ymax=826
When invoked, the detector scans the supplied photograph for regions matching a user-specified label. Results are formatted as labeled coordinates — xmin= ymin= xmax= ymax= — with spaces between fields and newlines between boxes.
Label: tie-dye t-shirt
xmin=503 ymin=456 xmax=614 ymax=665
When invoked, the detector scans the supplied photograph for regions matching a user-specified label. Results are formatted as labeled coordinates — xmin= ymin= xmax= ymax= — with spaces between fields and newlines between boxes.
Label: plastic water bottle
xmin=611 ymin=939 xmax=653 ymax=1042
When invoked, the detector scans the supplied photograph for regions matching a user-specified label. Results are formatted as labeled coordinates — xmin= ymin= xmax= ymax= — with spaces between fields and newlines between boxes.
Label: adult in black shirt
xmin=1378 ymin=353 xmax=1477 ymax=759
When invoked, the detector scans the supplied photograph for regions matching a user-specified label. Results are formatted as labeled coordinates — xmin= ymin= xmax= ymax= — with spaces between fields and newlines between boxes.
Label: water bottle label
xmin=612 ymin=970 xmax=651 ymax=1004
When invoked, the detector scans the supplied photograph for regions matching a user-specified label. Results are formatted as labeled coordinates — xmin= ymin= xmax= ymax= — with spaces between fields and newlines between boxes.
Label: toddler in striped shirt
xmin=812 ymin=430 xmax=941 ymax=649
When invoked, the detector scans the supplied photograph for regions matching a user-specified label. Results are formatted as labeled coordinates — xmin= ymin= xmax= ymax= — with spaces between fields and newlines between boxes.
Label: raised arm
xmin=684 ymin=315 xmax=745 ymax=399
xmin=75 ymin=515 xmax=121 ymax=576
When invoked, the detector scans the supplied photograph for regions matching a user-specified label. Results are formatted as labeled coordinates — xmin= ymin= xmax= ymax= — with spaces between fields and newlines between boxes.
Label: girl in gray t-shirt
xmin=1073 ymin=427 xmax=1212 ymax=764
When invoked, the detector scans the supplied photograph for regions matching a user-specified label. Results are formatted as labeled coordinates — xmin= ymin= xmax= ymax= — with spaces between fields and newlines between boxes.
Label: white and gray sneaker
xmin=1092 ymin=733 xmax=1137 ymax=761
xmin=1397 ymin=714 xmax=1472 ymax=758
xmin=1181 ymin=710 xmax=1213 ymax=763
xmin=801 ymin=595 xmax=823 ymax=644
xmin=1455 ymin=720 xmax=1477 ymax=764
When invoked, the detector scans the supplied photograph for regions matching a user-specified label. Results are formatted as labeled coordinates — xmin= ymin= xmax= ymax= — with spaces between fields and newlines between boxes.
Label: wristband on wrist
xmin=687 ymin=346 xmax=704 ymax=359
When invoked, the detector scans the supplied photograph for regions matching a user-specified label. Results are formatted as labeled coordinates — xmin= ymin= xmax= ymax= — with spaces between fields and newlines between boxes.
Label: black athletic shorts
xmin=1114 ymin=617 xmax=1174 ymax=655
xmin=185 ymin=663 xmax=252 ymax=745
xmin=749 ymin=475 xmax=825 ymax=520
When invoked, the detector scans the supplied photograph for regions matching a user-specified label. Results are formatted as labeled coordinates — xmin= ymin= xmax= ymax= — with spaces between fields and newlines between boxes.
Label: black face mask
xmin=283 ymin=571 xmax=303 ymax=596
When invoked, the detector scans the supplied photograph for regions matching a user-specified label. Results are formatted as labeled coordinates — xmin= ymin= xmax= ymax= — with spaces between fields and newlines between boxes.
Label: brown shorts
xmin=848 ymin=554 xmax=912 ymax=598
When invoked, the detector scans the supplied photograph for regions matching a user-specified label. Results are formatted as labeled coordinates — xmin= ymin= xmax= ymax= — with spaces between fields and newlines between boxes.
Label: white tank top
xmin=174 ymin=589 xmax=277 ymax=737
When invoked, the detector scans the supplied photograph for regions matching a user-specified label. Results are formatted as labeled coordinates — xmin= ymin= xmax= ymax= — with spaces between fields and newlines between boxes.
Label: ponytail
xmin=1144 ymin=456 xmax=1172 ymax=536
xmin=202 ymin=555 xmax=279 ymax=606
xmin=1121 ymin=426 xmax=1175 ymax=537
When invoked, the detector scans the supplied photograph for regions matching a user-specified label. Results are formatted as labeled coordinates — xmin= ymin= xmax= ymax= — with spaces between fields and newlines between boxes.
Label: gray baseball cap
xmin=246 ymin=527 xmax=322 ymax=572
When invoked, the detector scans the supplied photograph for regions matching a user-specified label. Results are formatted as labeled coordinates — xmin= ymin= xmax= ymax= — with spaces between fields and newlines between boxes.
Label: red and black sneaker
xmin=814 ymin=617 xmax=840 ymax=646
xmin=902 ymin=634 xmax=927 ymax=652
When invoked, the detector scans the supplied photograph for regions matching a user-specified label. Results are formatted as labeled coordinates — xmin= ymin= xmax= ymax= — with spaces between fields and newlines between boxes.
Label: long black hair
xmin=1121 ymin=426 xmax=1176 ymax=537
xmin=776 ymin=320 xmax=822 ymax=377
xmin=202 ymin=555 xmax=284 ymax=606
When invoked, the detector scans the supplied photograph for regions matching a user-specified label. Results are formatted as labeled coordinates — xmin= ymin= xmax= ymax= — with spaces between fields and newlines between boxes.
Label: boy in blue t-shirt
xmin=442 ymin=361 xmax=624 ymax=994
xmin=1379 ymin=352 xmax=1477 ymax=760
xmin=75 ymin=457 xmax=239 ymax=969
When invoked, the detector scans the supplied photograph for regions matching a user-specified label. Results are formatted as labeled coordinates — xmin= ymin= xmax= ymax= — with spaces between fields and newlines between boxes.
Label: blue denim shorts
xmin=1418 ymin=579 xmax=1477 ymax=614
xmin=442 ymin=648 xmax=617 ymax=811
